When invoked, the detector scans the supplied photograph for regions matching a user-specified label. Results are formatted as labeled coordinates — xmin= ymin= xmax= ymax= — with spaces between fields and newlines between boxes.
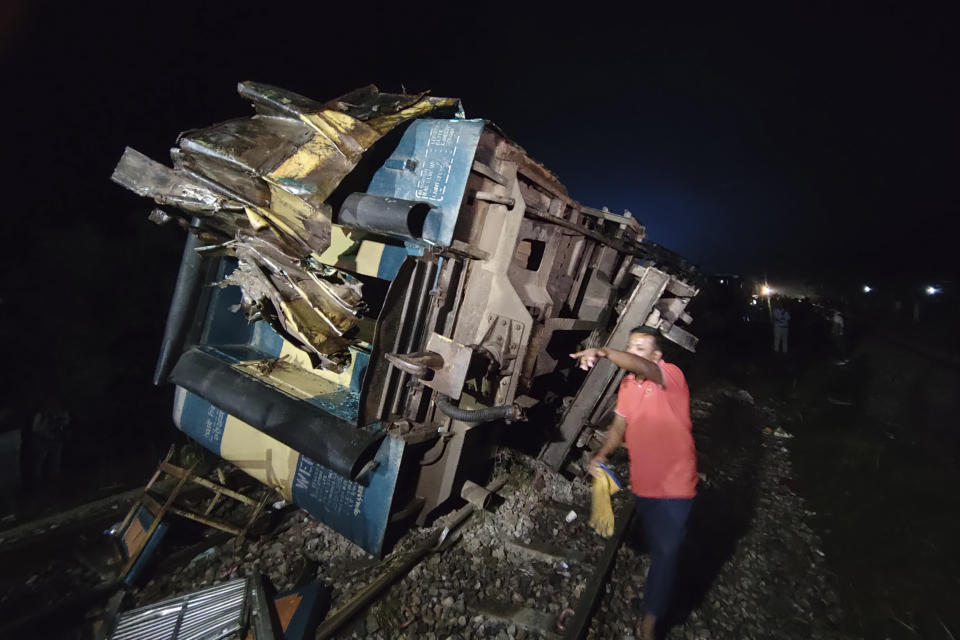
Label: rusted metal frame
xmin=588 ymin=369 xmax=627 ymax=427
xmin=315 ymin=477 xmax=507 ymax=639
xmin=540 ymin=356 xmax=620 ymax=470
xmin=521 ymin=317 xmax=601 ymax=385
xmin=611 ymin=253 xmax=635 ymax=289
xmin=474 ymin=191 xmax=516 ymax=207
xmin=665 ymin=275 xmax=698 ymax=298
xmin=519 ymin=323 xmax=549 ymax=387
xmin=369 ymin=260 xmax=428 ymax=422
xmin=159 ymin=462 xmax=259 ymax=506
xmin=525 ymin=208 xmax=644 ymax=258
xmin=476 ymin=170 xmax=532 ymax=406
xmin=431 ymin=255 xmax=466 ymax=340
xmin=566 ymin=240 xmax=600 ymax=315
xmin=580 ymin=205 xmax=645 ymax=235
xmin=141 ymin=493 xmax=243 ymax=537
xmin=404 ymin=255 xmax=464 ymax=424
xmin=419 ymin=256 xmax=467 ymax=425
xmin=121 ymin=462 xmax=196 ymax=577
xmin=446 ymin=239 xmax=490 ymax=260
xmin=509 ymin=155 xmax=570 ymax=202
xmin=542 ymin=227 xmax=580 ymax=316
xmin=392 ymin=259 xmax=433 ymax=419
xmin=471 ymin=160 xmax=507 ymax=185
xmin=392 ymin=258 xmax=438 ymax=421
xmin=541 ymin=268 xmax=670 ymax=469
xmin=562 ymin=500 xmax=634 ymax=640
xmin=515 ymin=176 xmax=559 ymax=224
xmin=116 ymin=446 xmax=175 ymax=536
xmin=565 ymin=235 xmax=588 ymax=279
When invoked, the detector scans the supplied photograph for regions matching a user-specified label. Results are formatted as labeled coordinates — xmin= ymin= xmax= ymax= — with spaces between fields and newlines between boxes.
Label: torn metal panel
xmin=109 ymin=577 xmax=249 ymax=640
xmin=222 ymin=236 xmax=362 ymax=370
xmin=112 ymin=148 xmax=242 ymax=226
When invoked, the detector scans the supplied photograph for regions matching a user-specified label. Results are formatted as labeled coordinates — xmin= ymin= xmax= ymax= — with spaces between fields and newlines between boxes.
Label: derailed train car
xmin=112 ymin=83 xmax=700 ymax=556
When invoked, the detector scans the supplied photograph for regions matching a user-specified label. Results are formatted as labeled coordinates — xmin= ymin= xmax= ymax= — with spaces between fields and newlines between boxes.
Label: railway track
xmin=316 ymin=455 xmax=637 ymax=640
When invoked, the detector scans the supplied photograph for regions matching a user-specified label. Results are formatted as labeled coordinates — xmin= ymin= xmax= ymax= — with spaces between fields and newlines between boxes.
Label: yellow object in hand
xmin=589 ymin=463 xmax=621 ymax=537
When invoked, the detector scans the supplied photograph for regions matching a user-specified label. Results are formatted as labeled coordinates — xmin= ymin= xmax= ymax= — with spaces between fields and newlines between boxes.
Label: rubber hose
xmin=434 ymin=395 xmax=515 ymax=423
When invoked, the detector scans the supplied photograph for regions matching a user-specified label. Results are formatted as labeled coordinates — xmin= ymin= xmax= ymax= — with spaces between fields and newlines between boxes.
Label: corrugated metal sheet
xmin=109 ymin=577 xmax=249 ymax=640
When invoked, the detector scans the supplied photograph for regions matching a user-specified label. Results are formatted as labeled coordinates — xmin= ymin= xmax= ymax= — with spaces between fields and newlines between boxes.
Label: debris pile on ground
xmin=71 ymin=384 xmax=848 ymax=639
xmin=137 ymin=509 xmax=369 ymax=604
xmin=346 ymin=452 xmax=621 ymax=639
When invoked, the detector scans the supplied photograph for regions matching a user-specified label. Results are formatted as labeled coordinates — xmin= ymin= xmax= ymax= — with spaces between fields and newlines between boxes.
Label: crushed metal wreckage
xmin=112 ymin=82 xmax=702 ymax=556
xmin=114 ymin=83 xmax=462 ymax=371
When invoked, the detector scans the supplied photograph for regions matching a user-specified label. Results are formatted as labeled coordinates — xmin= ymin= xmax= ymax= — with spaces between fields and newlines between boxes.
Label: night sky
xmin=1 ymin=2 xmax=957 ymax=411
xmin=3 ymin=2 xmax=958 ymax=279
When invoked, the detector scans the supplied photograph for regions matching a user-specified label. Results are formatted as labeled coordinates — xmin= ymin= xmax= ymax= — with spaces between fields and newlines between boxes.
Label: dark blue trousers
xmin=634 ymin=496 xmax=693 ymax=618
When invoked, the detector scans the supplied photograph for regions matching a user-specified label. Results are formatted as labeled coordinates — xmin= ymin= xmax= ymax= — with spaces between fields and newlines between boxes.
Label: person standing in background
xmin=773 ymin=302 xmax=791 ymax=354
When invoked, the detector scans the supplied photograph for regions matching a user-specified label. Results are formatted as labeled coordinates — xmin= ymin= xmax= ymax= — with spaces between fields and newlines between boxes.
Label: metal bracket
xmin=479 ymin=313 xmax=525 ymax=375
xmin=423 ymin=333 xmax=473 ymax=399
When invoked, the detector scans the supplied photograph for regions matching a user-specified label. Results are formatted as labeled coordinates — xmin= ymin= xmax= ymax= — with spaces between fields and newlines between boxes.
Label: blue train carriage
xmin=147 ymin=115 xmax=488 ymax=556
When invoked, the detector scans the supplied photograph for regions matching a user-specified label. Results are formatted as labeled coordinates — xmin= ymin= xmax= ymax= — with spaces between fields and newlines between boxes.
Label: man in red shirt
xmin=572 ymin=326 xmax=696 ymax=640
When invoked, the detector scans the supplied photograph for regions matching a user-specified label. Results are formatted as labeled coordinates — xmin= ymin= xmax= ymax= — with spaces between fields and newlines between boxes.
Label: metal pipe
xmin=384 ymin=350 xmax=444 ymax=378
xmin=460 ymin=480 xmax=493 ymax=509
xmin=437 ymin=476 xmax=508 ymax=545
xmin=153 ymin=223 xmax=209 ymax=386
xmin=339 ymin=192 xmax=433 ymax=239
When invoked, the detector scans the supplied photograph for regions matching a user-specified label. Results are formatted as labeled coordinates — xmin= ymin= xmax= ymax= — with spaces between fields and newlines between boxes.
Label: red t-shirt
xmin=615 ymin=360 xmax=697 ymax=498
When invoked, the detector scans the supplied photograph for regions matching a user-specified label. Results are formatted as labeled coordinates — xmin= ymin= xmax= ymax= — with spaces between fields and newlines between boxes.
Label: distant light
xmin=926 ymin=285 xmax=940 ymax=296
xmin=862 ymin=285 xmax=872 ymax=293
xmin=761 ymin=285 xmax=773 ymax=297
xmin=719 ymin=279 xmax=725 ymax=284
xmin=750 ymin=299 xmax=758 ymax=306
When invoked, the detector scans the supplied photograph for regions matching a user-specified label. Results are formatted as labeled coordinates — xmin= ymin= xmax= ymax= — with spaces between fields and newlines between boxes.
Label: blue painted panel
xmin=124 ymin=522 xmax=169 ymax=586
xmin=377 ymin=244 xmax=409 ymax=280
xmin=303 ymin=386 xmax=360 ymax=423
xmin=349 ymin=349 xmax=369 ymax=393
xmin=173 ymin=386 xmax=403 ymax=557
xmin=251 ymin=321 xmax=285 ymax=356
xmin=177 ymin=389 xmax=229 ymax=455
xmin=367 ymin=119 xmax=485 ymax=247
xmin=291 ymin=435 xmax=404 ymax=556
xmin=281 ymin=580 xmax=330 ymax=640
xmin=200 ymin=258 xmax=252 ymax=347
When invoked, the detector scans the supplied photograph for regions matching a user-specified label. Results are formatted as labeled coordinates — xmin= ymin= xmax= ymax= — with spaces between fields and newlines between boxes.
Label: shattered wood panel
xmin=113 ymin=83 xmax=460 ymax=371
